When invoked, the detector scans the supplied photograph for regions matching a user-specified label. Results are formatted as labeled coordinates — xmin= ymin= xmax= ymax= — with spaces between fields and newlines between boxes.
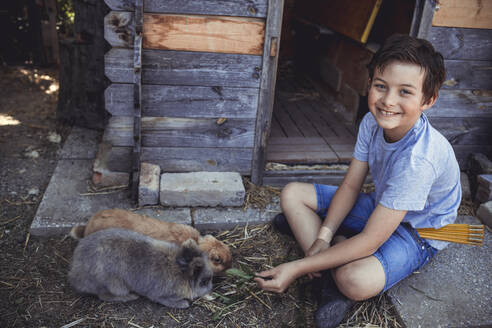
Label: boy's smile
xmin=368 ymin=61 xmax=436 ymax=143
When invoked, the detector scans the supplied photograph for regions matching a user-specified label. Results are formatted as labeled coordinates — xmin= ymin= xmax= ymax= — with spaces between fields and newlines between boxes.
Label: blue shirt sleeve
xmin=353 ymin=113 xmax=373 ymax=162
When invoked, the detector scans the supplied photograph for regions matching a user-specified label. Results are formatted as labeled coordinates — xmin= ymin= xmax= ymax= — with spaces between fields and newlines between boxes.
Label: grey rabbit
xmin=68 ymin=228 xmax=213 ymax=308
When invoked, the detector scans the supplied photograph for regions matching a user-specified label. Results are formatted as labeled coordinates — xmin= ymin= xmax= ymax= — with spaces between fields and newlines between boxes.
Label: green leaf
xmin=226 ymin=268 xmax=254 ymax=280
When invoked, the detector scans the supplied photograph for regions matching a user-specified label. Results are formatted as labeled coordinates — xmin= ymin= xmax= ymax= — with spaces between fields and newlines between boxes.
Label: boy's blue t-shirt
xmin=353 ymin=112 xmax=461 ymax=249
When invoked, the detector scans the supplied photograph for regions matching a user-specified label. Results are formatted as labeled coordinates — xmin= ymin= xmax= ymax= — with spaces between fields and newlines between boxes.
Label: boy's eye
xmin=374 ymin=84 xmax=386 ymax=90
xmin=400 ymin=89 xmax=412 ymax=95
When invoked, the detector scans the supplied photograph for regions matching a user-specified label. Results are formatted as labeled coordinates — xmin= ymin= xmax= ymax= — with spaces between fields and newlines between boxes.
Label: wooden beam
xmin=428 ymin=27 xmax=492 ymax=61
xmin=131 ymin=0 xmax=143 ymax=201
xmin=103 ymin=116 xmax=256 ymax=148
xmin=104 ymin=0 xmax=268 ymax=18
xmin=105 ymin=84 xmax=259 ymax=118
xmin=105 ymin=48 xmax=262 ymax=88
xmin=143 ymin=14 xmax=265 ymax=55
xmin=427 ymin=89 xmax=492 ymax=117
xmin=106 ymin=146 xmax=253 ymax=174
xmin=251 ymin=0 xmax=284 ymax=185
xmin=433 ymin=0 xmax=492 ymax=29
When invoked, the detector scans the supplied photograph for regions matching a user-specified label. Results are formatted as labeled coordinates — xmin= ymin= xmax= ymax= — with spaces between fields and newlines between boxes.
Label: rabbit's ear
xmin=176 ymin=241 xmax=202 ymax=273
xmin=190 ymin=259 xmax=205 ymax=278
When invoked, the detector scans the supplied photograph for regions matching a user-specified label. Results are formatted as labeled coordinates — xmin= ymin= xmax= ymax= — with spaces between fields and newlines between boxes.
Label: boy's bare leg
xmin=280 ymin=182 xmax=321 ymax=253
xmin=331 ymin=236 xmax=385 ymax=300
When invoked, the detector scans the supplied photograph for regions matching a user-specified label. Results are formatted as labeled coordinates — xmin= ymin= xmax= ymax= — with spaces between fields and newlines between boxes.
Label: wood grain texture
xmin=428 ymin=27 xmax=492 ymax=61
xmin=107 ymin=146 xmax=253 ymax=174
xmin=432 ymin=0 xmax=492 ymax=29
xmin=104 ymin=0 xmax=267 ymax=18
xmin=105 ymin=48 xmax=262 ymax=87
xmin=427 ymin=90 xmax=492 ymax=117
xmin=103 ymin=116 xmax=256 ymax=148
xmin=251 ymin=0 xmax=285 ymax=184
xmin=442 ymin=59 xmax=492 ymax=90
xmin=104 ymin=11 xmax=135 ymax=48
xmin=143 ymin=14 xmax=265 ymax=55
xmin=105 ymin=83 xmax=259 ymax=117
xmin=429 ymin=117 xmax=492 ymax=145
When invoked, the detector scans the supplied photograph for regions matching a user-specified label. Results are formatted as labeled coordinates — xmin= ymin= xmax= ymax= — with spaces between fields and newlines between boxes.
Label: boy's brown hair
xmin=367 ymin=34 xmax=445 ymax=104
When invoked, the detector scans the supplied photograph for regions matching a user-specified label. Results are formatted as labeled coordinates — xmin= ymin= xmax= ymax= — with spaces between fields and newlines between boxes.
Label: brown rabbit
xmin=68 ymin=228 xmax=213 ymax=308
xmin=70 ymin=208 xmax=232 ymax=274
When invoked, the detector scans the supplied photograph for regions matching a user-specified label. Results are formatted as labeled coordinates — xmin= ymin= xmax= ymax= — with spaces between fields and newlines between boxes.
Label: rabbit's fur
xmin=68 ymin=228 xmax=213 ymax=308
xmin=70 ymin=208 xmax=232 ymax=274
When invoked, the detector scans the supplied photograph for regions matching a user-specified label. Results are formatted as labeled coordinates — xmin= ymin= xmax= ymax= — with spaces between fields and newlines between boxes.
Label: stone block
xmin=134 ymin=208 xmax=191 ymax=225
xmin=193 ymin=196 xmax=280 ymax=230
xmin=160 ymin=172 xmax=245 ymax=207
xmin=138 ymin=162 xmax=160 ymax=206
xmin=460 ymin=171 xmax=471 ymax=200
xmin=477 ymin=201 xmax=492 ymax=229
xmin=467 ymin=153 xmax=492 ymax=200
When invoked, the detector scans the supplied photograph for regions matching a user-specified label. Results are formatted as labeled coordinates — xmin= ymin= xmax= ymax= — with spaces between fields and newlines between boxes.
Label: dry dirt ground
xmin=0 ymin=66 xmax=401 ymax=328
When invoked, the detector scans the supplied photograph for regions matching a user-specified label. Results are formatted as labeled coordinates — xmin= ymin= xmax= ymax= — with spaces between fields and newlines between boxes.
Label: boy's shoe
xmin=314 ymin=271 xmax=355 ymax=328
xmin=272 ymin=213 xmax=294 ymax=236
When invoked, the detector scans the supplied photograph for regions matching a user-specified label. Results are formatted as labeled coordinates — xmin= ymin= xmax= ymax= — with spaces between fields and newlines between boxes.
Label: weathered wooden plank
xmin=426 ymin=90 xmax=492 ymax=117
xmin=251 ymin=0 xmax=285 ymax=185
xmin=266 ymin=151 xmax=338 ymax=163
xmin=442 ymin=59 xmax=492 ymax=90
xmin=104 ymin=0 xmax=267 ymax=18
xmin=267 ymin=143 xmax=334 ymax=152
xmin=432 ymin=0 xmax=492 ymax=29
xmin=268 ymin=137 xmax=326 ymax=145
xmin=263 ymin=169 xmax=348 ymax=187
xmin=105 ymin=84 xmax=259 ymax=118
xmin=107 ymin=146 xmax=252 ymax=174
xmin=143 ymin=14 xmax=265 ymax=55
xmin=429 ymin=117 xmax=492 ymax=145
xmin=104 ymin=11 xmax=135 ymax=48
xmin=105 ymin=48 xmax=262 ymax=88
xmin=132 ymin=0 xmax=143 ymax=201
xmin=104 ymin=116 xmax=256 ymax=148
xmin=428 ymin=27 xmax=492 ymax=61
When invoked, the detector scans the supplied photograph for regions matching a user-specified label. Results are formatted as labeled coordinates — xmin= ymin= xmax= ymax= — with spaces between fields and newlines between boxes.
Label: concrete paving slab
xmin=30 ymin=159 xmax=133 ymax=236
xmin=387 ymin=216 xmax=492 ymax=328
xmin=194 ymin=196 xmax=281 ymax=230
xmin=59 ymin=127 xmax=102 ymax=160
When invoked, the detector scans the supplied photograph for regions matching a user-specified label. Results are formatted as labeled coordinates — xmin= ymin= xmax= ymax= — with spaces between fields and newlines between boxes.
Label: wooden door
xmin=103 ymin=0 xmax=284 ymax=184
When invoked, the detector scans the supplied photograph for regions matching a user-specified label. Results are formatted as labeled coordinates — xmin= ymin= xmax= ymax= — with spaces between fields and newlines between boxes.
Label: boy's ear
xmin=421 ymin=94 xmax=438 ymax=111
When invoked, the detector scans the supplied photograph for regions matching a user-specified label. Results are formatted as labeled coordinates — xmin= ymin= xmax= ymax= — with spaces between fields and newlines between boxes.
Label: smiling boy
xmin=255 ymin=35 xmax=461 ymax=328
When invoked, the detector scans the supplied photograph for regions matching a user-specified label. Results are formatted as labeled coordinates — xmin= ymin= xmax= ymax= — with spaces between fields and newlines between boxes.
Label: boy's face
xmin=368 ymin=61 xmax=436 ymax=143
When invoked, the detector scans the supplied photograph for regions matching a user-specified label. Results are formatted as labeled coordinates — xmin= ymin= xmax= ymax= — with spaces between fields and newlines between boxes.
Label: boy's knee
xmin=280 ymin=182 xmax=304 ymax=204
xmin=333 ymin=264 xmax=375 ymax=301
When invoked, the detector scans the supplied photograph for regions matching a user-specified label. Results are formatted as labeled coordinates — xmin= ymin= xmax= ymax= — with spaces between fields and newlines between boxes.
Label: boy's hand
xmin=254 ymin=262 xmax=300 ymax=293
xmin=305 ymin=238 xmax=330 ymax=279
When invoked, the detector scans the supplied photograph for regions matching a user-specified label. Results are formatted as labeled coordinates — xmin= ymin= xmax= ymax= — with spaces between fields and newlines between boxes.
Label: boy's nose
xmin=381 ymin=91 xmax=397 ymax=108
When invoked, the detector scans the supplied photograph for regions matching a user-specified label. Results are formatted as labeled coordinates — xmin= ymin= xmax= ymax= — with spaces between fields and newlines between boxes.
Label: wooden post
xmin=251 ymin=0 xmax=285 ymax=185
xmin=131 ymin=0 xmax=143 ymax=201
xmin=410 ymin=0 xmax=437 ymax=39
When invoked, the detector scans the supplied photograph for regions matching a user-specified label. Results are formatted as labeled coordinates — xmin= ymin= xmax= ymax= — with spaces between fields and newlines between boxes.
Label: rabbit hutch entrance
xmin=102 ymin=0 xmax=451 ymax=191
xmin=262 ymin=0 xmax=427 ymax=186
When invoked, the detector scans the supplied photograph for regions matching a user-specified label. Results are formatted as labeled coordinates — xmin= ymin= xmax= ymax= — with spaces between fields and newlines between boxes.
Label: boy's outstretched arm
xmin=307 ymin=158 xmax=369 ymax=258
xmin=256 ymin=204 xmax=407 ymax=293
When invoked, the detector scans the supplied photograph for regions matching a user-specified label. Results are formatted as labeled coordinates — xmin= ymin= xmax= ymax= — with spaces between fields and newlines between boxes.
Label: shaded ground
xmin=0 ymin=66 xmax=401 ymax=327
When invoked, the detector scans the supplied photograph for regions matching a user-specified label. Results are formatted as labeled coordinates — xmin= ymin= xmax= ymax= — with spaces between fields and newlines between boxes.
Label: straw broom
xmin=416 ymin=224 xmax=484 ymax=246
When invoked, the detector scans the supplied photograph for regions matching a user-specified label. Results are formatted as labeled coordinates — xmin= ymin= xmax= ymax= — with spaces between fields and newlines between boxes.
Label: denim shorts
xmin=314 ymin=184 xmax=438 ymax=292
